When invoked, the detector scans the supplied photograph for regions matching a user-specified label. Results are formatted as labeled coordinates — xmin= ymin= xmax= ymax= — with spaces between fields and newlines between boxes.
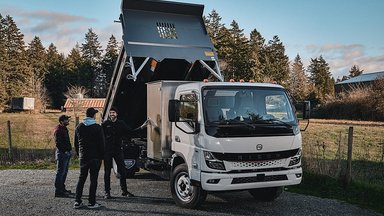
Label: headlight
xmin=204 ymin=151 xmax=226 ymax=170
xmin=289 ymin=148 xmax=301 ymax=166
xmin=293 ymin=126 xmax=300 ymax=135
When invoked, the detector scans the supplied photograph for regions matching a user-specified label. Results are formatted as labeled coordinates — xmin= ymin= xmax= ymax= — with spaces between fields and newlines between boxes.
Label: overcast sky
xmin=1 ymin=0 xmax=383 ymax=79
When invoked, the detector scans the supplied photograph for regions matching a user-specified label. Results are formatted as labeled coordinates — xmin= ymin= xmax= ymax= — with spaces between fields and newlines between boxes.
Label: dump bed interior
xmin=104 ymin=0 xmax=222 ymax=135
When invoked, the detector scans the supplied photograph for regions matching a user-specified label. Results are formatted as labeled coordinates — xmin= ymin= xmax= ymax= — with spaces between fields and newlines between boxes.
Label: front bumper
xmin=200 ymin=167 xmax=302 ymax=191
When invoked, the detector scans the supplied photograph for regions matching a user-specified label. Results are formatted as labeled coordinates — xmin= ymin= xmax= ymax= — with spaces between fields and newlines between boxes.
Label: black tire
xmin=170 ymin=164 xmax=207 ymax=208
xmin=248 ymin=186 xmax=283 ymax=202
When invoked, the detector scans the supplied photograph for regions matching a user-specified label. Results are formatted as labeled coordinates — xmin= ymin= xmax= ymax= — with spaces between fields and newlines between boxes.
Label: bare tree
xmin=64 ymin=85 xmax=89 ymax=117
xmin=34 ymin=79 xmax=50 ymax=113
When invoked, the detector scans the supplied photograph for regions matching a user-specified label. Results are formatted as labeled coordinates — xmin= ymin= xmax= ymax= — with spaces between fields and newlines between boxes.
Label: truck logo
xmin=256 ymin=144 xmax=263 ymax=151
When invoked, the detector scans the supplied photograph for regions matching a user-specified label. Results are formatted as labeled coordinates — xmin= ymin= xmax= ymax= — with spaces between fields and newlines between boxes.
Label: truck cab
xmin=162 ymin=81 xmax=303 ymax=207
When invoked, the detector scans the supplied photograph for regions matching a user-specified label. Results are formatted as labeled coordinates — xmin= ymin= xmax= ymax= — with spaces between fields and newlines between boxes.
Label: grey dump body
xmin=104 ymin=0 xmax=223 ymax=133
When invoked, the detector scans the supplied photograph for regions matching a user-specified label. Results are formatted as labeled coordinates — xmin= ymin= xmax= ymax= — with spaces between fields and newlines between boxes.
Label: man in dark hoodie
xmin=73 ymin=108 xmax=105 ymax=209
xmin=102 ymin=107 xmax=134 ymax=199
xmin=54 ymin=115 xmax=72 ymax=197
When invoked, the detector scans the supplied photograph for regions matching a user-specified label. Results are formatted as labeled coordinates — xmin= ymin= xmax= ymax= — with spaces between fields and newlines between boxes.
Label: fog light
xmin=207 ymin=179 xmax=220 ymax=184
xmin=295 ymin=173 xmax=302 ymax=178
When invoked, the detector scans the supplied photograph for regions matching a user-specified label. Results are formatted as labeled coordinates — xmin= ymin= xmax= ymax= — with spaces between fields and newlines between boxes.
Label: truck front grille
xmin=231 ymin=175 xmax=288 ymax=184
xmin=231 ymin=159 xmax=284 ymax=169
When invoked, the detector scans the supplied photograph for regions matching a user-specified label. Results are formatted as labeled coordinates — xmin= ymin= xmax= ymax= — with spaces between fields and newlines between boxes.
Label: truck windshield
xmin=202 ymin=87 xmax=298 ymax=137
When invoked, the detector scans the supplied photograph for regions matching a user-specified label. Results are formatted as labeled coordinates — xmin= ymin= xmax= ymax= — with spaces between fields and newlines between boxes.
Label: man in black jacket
xmin=102 ymin=107 xmax=134 ymax=199
xmin=73 ymin=108 xmax=105 ymax=209
xmin=54 ymin=115 xmax=72 ymax=197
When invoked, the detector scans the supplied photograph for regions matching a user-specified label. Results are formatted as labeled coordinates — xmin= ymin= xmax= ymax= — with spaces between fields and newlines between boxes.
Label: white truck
xmin=104 ymin=0 xmax=310 ymax=208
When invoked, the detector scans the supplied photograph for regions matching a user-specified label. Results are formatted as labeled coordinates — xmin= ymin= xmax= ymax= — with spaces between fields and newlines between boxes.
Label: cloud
xmin=1 ymin=4 xmax=122 ymax=55
xmin=304 ymin=43 xmax=384 ymax=78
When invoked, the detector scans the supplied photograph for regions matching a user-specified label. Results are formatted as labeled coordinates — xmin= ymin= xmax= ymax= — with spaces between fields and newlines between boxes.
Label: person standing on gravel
xmin=102 ymin=107 xmax=134 ymax=199
xmin=73 ymin=108 xmax=105 ymax=209
xmin=54 ymin=115 xmax=72 ymax=198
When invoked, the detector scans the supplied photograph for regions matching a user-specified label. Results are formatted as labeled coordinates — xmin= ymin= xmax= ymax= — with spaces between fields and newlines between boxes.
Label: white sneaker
xmin=73 ymin=201 xmax=84 ymax=209
xmin=87 ymin=203 xmax=101 ymax=209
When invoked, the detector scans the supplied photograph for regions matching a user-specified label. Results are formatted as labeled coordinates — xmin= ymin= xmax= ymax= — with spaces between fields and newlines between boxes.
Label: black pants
xmin=75 ymin=159 xmax=101 ymax=204
xmin=104 ymin=151 xmax=127 ymax=193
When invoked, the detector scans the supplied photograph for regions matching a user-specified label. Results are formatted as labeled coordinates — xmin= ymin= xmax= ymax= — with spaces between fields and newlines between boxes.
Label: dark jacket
xmin=54 ymin=125 xmax=72 ymax=152
xmin=102 ymin=119 xmax=131 ymax=153
xmin=74 ymin=118 xmax=105 ymax=160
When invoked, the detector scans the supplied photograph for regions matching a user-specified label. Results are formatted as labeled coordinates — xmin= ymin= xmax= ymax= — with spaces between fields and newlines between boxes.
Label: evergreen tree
xmin=204 ymin=10 xmax=225 ymax=49
xmin=349 ymin=65 xmax=363 ymax=78
xmin=225 ymin=20 xmax=253 ymax=80
xmin=249 ymin=29 xmax=265 ymax=81
xmin=259 ymin=36 xmax=290 ymax=85
xmin=0 ymin=14 xmax=7 ymax=108
xmin=101 ymin=35 xmax=119 ymax=96
xmin=66 ymin=43 xmax=84 ymax=86
xmin=204 ymin=9 xmax=232 ymax=79
xmin=308 ymin=55 xmax=333 ymax=102
xmin=44 ymin=43 xmax=68 ymax=108
xmin=81 ymin=28 xmax=102 ymax=97
xmin=27 ymin=36 xmax=47 ymax=98
xmin=288 ymin=54 xmax=308 ymax=101
xmin=3 ymin=15 xmax=32 ymax=99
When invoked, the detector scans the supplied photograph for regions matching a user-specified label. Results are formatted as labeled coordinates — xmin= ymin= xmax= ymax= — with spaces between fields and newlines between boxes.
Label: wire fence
xmin=302 ymin=122 xmax=384 ymax=185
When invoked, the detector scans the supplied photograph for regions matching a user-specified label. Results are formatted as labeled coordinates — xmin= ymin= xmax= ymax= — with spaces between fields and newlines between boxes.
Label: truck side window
xmin=179 ymin=94 xmax=198 ymax=121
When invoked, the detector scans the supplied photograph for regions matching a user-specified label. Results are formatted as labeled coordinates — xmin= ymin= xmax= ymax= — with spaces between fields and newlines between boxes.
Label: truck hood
xmin=201 ymin=134 xmax=301 ymax=153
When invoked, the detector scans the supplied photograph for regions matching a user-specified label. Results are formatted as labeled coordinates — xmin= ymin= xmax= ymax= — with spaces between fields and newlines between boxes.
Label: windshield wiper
xmin=209 ymin=119 xmax=256 ymax=129
xmin=262 ymin=118 xmax=293 ymax=128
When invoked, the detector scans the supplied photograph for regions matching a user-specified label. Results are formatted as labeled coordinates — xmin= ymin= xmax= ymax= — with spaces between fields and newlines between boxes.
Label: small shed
xmin=11 ymin=97 xmax=35 ymax=110
xmin=63 ymin=98 xmax=105 ymax=111
xmin=335 ymin=71 xmax=384 ymax=94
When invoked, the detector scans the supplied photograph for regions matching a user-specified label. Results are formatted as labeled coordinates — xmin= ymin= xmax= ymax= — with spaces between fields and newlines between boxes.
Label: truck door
xmin=172 ymin=91 xmax=201 ymax=180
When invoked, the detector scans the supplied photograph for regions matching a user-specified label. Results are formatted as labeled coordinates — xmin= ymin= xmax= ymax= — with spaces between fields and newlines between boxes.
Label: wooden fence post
xmin=344 ymin=126 xmax=353 ymax=185
xmin=7 ymin=120 xmax=12 ymax=156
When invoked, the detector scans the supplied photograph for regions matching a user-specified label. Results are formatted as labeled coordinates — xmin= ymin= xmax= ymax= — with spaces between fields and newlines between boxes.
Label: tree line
xmin=204 ymin=10 xmax=363 ymax=104
xmin=0 ymin=14 xmax=119 ymax=110
xmin=0 ymin=12 xmax=364 ymax=111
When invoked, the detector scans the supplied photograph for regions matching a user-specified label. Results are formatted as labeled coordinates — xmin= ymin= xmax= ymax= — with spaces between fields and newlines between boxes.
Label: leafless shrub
xmin=64 ymin=85 xmax=89 ymax=117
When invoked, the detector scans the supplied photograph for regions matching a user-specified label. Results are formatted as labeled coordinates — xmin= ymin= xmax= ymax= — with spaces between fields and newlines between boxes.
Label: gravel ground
xmin=0 ymin=169 xmax=382 ymax=216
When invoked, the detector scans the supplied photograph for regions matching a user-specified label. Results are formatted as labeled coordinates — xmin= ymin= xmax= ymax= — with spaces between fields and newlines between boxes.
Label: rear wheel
xmin=248 ymin=187 xmax=283 ymax=201
xmin=170 ymin=164 xmax=207 ymax=208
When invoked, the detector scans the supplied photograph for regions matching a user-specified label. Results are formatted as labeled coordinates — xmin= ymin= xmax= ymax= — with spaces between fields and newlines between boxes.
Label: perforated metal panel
xmin=120 ymin=0 xmax=217 ymax=61
xmin=226 ymin=159 xmax=288 ymax=170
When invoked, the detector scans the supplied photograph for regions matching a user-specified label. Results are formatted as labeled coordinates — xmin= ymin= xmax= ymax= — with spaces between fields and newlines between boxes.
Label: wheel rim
xmin=174 ymin=171 xmax=194 ymax=202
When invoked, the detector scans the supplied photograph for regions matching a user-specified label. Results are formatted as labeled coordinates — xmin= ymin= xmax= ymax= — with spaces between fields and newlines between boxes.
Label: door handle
xmin=175 ymin=136 xmax=181 ymax=142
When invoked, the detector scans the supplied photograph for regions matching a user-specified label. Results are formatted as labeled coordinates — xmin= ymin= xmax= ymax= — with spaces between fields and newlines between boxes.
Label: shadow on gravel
xmin=130 ymin=172 xmax=167 ymax=181
xmin=101 ymin=208 xmax=198 ymax=216
xmin=103 ymin=196 xmax=174 ymax=205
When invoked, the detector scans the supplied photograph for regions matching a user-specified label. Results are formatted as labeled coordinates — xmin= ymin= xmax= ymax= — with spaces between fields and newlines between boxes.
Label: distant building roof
xmin=336 ymin=71 xmax=384 ymax=85
xmin=64 ymin=98 xmax=105 ymax=109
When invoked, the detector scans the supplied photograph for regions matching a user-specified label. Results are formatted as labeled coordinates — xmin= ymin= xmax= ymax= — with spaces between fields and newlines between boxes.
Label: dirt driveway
xmin=0 ymin=169 xmax=381 ymax=216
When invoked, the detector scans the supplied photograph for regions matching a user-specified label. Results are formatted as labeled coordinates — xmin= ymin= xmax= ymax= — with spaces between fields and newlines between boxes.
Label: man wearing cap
xmin=54 ymin=115 xmax=72 ymax=197
xmin=102 ymin=107 xmax=134 ymax=199
xmin=73 ymin=107 xmax=105 ymax=209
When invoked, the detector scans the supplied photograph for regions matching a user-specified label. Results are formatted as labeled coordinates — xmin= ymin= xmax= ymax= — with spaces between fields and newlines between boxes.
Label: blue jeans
xmin=55 ymin=150 xmax=71 ymax=194
xmin=75 ymin=159 xmax=101 ymax=205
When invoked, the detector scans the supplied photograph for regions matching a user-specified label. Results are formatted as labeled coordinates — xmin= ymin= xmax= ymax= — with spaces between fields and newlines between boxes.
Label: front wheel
xmin=170 ymin=164 xmax=207 ymax=208
xmin=248 ymin=186 xmax=283 ymax=201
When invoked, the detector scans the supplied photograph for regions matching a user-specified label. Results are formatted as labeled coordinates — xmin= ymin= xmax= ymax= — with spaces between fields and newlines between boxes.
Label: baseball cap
xmin=86 ymin=107 xmax=99 ymax=117
xmin=59 ymin=115 xmax=71 ymax=122
xmin=110 ymin=107 xmax=119 ymax=113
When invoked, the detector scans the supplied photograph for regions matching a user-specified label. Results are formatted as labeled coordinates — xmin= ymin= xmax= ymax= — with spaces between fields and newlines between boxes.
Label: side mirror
xmin=303 ymin=101 xmax=311 ymax=120
xmin=168 ymin=99 xmax=180 ymax=122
